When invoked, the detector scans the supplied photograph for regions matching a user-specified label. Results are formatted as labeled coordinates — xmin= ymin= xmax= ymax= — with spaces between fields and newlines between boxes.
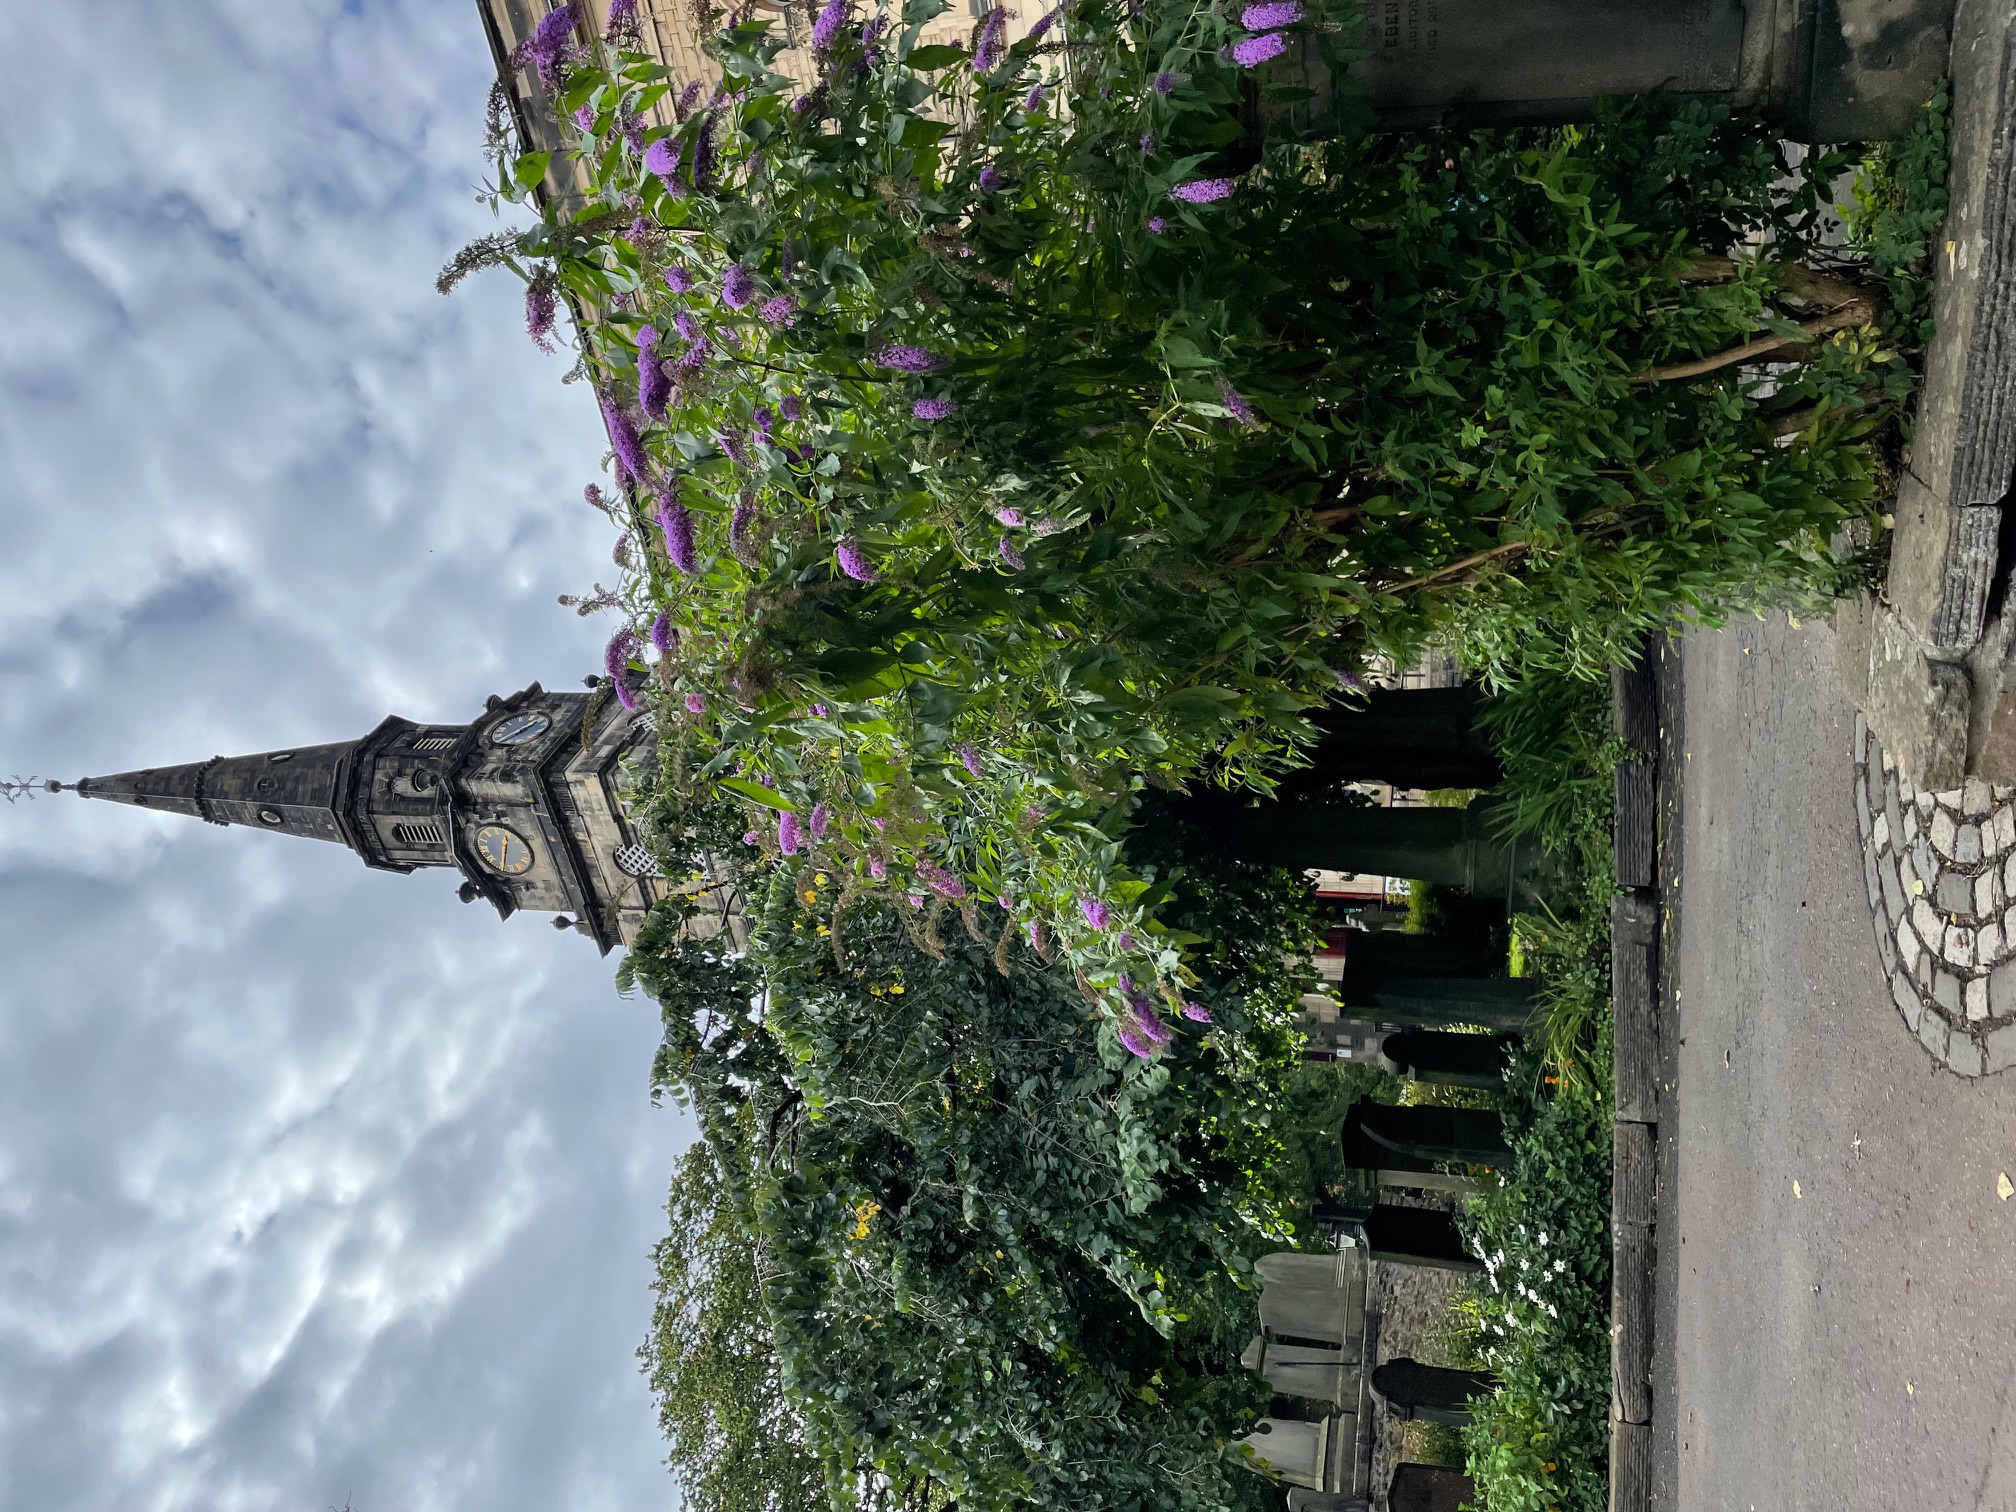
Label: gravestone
xmin=1388 ymin=1462 xmax=1479 ymax=1512
xmin=1382 ymin=1029 xmax=1521 ymax=1089
xmin=1370 ymin=1358 xmax=1498 ymax=1426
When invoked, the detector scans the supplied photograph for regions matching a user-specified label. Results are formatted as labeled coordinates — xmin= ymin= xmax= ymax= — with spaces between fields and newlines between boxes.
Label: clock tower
xmin=55 ymin=680 xmax=701 ymax=953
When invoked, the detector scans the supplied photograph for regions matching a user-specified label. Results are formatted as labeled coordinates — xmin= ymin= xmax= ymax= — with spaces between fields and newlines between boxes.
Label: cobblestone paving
xmin=1854 ymin=712 xmax=2016 ymax=1074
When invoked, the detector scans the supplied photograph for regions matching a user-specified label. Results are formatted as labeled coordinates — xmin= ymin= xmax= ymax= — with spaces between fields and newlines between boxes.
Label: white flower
xmin=1553 ymin=1258 xmax=1567 ymax=1274
xmin=1547 ymin=1303 xmax=1559 ymax=1318
xmin=1538 ymin=1231 xmax=1549 ymax=1246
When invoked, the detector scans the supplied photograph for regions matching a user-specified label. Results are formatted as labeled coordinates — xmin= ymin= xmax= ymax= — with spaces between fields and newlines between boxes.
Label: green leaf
xmin=903 ymin=44 xmax=967 ymax=68
xmin=718 ymin=776 xmax=794 ymax=810
xmin=513 ymin=151 xmax=553 ymax=190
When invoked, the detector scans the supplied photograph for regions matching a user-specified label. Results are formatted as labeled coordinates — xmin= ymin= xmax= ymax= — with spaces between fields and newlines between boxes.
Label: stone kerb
xmin=1854 ymin=711 xmax=2016 ymax=1073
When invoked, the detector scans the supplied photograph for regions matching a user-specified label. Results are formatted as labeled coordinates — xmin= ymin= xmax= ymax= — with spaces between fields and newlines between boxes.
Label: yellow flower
xmin=850 ymin=1199 xmax=882 ymax=1239
xmin=815 ymin=872 xmax=829 ymax=887
xmin=889 ymin=984 xmax=903 ymax=995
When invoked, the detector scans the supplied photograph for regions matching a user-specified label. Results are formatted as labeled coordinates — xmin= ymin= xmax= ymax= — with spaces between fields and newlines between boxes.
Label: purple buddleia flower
xmin=995 ymin=507 xmax=1023 ymax=526
xmin=973 ymin=7 xmax=1006 ymax=71
xmin=959 ymin=743 xmax=983 ymax=777
xmin=572 ymin=105 xmax=596 ymax=132
xmin=742 ymin=830 xmax=761 ymax=846
xmin=810 ymin=0 xmax=849 ymax=52
xmin=680 ymin=691 xmax=706 ymax=715
xmin=1025 ymin=5 xmax=1059 ymax=39
xmin=620 ymin=112 xmax=647 ymax=154
xmin=872 ymin=343 xmax=949 ymax=373
xmin=604 ymin=629 xmax=638 ymax=680
xmin=778 ymin=811 xmax=802 ymax=856
xmin=912 ymin=397 xmax=957 ymax=420
xmin=658 ymin=495 xmax=698 ymax=572
xmin=1227 ymin=31 xmax=1289 ymax=66
xmin=692 ymin=114 xmax=717 ymax=187
xmin=835 ymin=538 xmax=878 ymax=583
xmin=730 ymin=498 xmax=758 ymax=556
xmin=812 ymin=703 xmax=829 ymax=717
xmin=778 ymin=242 xmax=798 ymax=281
xmin=1183 ymin=1000 xmax=1213 ymax=1022
xmin=675 ymin=337 xmax=712 ymax=374
xmin=614 ymin=677 xmax=641 ymax=713
xmin=1221 ymin=382 xmax=1262 ymax=430
xmin=1079 ymin=897 xmax=1112 ymax=930
xmin=1024 ymin=84 xmax=1046 ymax=111
xmin=1133 ymin=1004 xmax=1174 ymax=1045
xmin=862 ymin=14 xmax=888 ymax=45
xmin=1153 ymin=70 xmax=1179 ymax=94
xmin=716 ymin=428 xmax=751 ymax=466
xmin=759 ymin=293 xmax=798 ymax=327
xmin=1147 ymin=216 xmax=1167 ymax=234
xmin=907 ymin=893 xmax=926 ymax=908
xmin=809 ymin=802 xmax=831 ymax=840
xmin=605 ymin=0 xmax=639 ymax=33
xmin=1170 ymin=177 xmax=1236 ymax=203
xmin=780 ymin=395 xmax=805 ymax=421
xmin=1139 ymin=132 xmax=1157 ymax=154
xmin=753 ymin=407 xmax=775 ymax=437
xmin=978 ymin=165 xmax=1004 ymax=193
xmin=649 ymin=610 xmax=675 ymax=654
xmin=637 ymin=331 xmax=671 ymax=418
xmin=601 ymin=395 xmax=649 ymax=484
xmin=665 ymin=265 xmax=696 ymax=293
xmin=1240 ymin=0 xmax=1302 ymax=26
xmin=673 ymin=310 xmax=702 ymax=341
xmin=525 ymin=280 xmax=557 ymax=353
xmin=521 ymin=3 xmax=578 ymax=90
xmin=1034 ymin=517 xmax=1067 ymax=536
xmin=676 ymin=80 xmax=704 ymax=117
xmin=1116 ymin=931 xmax=1134 ymax=951
xmin=721 ymin=265 xmax=756 ymax=309
xmin=1331 ymin=664 xmax=1368 ymax=690
xmin=870 ymin=855 xmax=888 ymax=879
xmin=916 ymin=861 xmax=968 ymax=899
xmin=643 ymin=137 xmax=683 ymax=186
xmin=998 ymin=537 xmax=1024 ymax=569
xmin=1116 ymin=1022 xmax=1154 ymax=1058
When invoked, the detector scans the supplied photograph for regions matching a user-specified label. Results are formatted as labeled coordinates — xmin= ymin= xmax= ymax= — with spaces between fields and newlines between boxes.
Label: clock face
xmin=474 ymin=824 xmax=535 ymax=876
xmin=489 ymin=711 xmax=551 ymax=747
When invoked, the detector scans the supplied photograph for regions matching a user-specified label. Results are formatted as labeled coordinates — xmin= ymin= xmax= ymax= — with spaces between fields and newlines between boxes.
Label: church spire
xmin=67 ymin=740 xmax=365 ymax=846
xmin=41 ymin=681 xmax=693 ymax=952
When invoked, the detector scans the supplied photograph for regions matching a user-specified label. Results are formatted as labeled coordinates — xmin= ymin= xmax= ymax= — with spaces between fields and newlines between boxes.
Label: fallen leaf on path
xmin=1793 ymin=1180 xmax=1802 ymax=1199
xmin=1999 ymin=1172 xmax=2013 ymax=1202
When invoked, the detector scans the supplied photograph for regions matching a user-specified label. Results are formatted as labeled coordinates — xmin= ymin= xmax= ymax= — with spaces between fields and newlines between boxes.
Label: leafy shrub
xmin=462 ymin=0 xmax=1919 ymax=1043
xmin=626 ymin=803 xmax=1331 ymax=1512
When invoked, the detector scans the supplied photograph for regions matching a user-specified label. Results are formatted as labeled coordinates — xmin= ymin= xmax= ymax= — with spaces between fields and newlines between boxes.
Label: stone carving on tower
xmin=55 ymin=680 xmax=738 ymax=953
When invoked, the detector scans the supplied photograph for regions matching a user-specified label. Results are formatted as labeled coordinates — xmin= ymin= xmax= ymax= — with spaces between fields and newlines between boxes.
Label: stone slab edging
xmin=1840 ymin=0 xmax=2016 ymax=790
xmin=1608 ymin=652 xmax=1662 ymax=1512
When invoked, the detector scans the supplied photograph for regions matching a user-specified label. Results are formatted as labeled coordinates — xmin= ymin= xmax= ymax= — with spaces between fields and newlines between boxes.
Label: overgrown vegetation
xmin=627 ymin=803 xmax=1329 ymax=1512
xmin=455 ymin=0 xmax=1930 ymax=1045
xmin=466 ymin=4 xmax=1953 ymax=1508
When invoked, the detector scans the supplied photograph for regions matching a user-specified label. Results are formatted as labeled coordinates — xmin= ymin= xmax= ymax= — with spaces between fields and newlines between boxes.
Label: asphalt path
xmin=1656 ymin=614 xmax=2016 ymax=1509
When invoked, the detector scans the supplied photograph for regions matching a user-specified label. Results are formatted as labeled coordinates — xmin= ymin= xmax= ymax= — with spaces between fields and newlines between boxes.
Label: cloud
xmin=0 ymin=3 xmax=691 ymax=1510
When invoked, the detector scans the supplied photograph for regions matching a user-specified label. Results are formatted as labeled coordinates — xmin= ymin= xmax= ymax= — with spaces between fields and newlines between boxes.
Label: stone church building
xmin=54 ymin=682 xmax=704 ymax=952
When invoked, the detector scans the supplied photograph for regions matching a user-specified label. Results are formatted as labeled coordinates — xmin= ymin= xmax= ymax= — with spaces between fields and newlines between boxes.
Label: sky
xmin=0 ymin=4 xmax=693 ymax=1509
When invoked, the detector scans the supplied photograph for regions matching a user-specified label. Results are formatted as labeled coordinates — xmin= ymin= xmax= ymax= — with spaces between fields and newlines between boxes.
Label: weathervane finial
xmin=1 ymin=775 xmax=56 ymax=804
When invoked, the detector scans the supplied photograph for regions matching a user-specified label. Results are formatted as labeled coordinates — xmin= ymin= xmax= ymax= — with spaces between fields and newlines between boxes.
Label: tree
xmin=641 ymin=1130 xmax=828 ymax=1512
